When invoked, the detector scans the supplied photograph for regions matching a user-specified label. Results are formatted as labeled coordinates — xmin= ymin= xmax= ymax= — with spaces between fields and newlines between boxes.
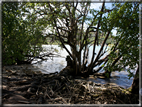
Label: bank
xmin=2 ymin=65 xmax=139 ymax=105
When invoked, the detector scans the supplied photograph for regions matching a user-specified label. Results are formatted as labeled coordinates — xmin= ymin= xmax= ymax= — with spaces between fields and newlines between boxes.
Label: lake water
xmin=29 ymin=45 xmax=136 ymax=89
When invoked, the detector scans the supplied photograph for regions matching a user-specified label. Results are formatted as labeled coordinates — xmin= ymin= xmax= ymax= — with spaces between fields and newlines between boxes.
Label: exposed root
xmin=2 ymin=66 xmax=139 ymax=104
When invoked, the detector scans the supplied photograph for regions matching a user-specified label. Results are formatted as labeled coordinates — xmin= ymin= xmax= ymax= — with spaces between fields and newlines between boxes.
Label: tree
xmin=102 ymin=2 xmax=139 ymax=78
xmin=29 ymin=1 xmax=139 ymax=78
xmin=2 ymin=2 xmax=21 ymax=65
xmin=2 ymin=2 xmax=46 ymax=65
xmin=29 ymin=1 xmax=108 ymax=76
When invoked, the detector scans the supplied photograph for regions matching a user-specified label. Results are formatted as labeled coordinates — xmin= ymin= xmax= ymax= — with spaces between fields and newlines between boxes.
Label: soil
xmin=2 ymin=65 xmax=139 ymax=104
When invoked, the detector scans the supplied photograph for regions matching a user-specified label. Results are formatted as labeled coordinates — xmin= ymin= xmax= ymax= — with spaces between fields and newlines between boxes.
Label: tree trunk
xmin=71 ymin=47 xmax=80 ymax=75
xmin=131 ymin=66 xmax=139 ymax=94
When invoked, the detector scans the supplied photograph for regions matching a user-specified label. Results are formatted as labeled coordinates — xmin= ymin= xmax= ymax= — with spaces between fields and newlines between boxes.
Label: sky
xmin=90 ymin=2 xmax=113 ymax=10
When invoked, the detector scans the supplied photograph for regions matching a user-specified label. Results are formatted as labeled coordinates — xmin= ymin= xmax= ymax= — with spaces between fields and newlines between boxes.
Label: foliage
xmin=2 ymin=2 xmax=22 ymax=65
xmin=104 ymin=3 xmax=139 ymax=78
xmin=2 ymin=2 xmax=46 ymax=65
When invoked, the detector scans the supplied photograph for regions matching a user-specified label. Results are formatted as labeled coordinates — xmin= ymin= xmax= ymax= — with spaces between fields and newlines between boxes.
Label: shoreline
xmin=2 ymin=65 xmax=139 ymax=104
xmin=3 ymin=64 xmax=134 ymax=89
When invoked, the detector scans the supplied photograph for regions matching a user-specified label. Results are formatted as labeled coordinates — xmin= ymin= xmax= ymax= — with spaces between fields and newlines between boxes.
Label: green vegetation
xmin=2 ymin=2 xmax=46 ymax=65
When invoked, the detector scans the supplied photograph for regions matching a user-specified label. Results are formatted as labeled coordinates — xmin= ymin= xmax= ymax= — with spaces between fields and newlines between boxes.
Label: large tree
xmin=28 ymin=1 xmax=139 ymax=77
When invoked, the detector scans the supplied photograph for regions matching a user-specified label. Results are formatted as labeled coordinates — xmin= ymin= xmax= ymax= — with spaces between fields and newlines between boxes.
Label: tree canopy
xmin=2 ymin=1 xmax=139 ymax=79
xmin=2 ymin=2 xmax=46 ymax=65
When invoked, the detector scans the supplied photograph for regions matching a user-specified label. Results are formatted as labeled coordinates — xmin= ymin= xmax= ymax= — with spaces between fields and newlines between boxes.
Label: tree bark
xmin=131 ymin=66 xmax=139 ymax=94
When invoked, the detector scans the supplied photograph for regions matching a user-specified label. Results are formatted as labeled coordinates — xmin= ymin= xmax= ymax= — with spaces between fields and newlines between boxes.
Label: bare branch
xmin=88 ymin=1 xmax=105 ymax=72
xmin=48 ymin=3 xmax=73 ymax=58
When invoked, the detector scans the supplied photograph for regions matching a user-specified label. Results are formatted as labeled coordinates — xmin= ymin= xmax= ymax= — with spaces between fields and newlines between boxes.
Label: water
xmin=89 ymin=71 xmax=135 ymax=89
xmin=29 ymin=45 xmax=136 ymax=89
xmin=31 ymin=45 xmax=108 ymax=73
xmin=31 ymin=45 xmax=70 ymax=73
